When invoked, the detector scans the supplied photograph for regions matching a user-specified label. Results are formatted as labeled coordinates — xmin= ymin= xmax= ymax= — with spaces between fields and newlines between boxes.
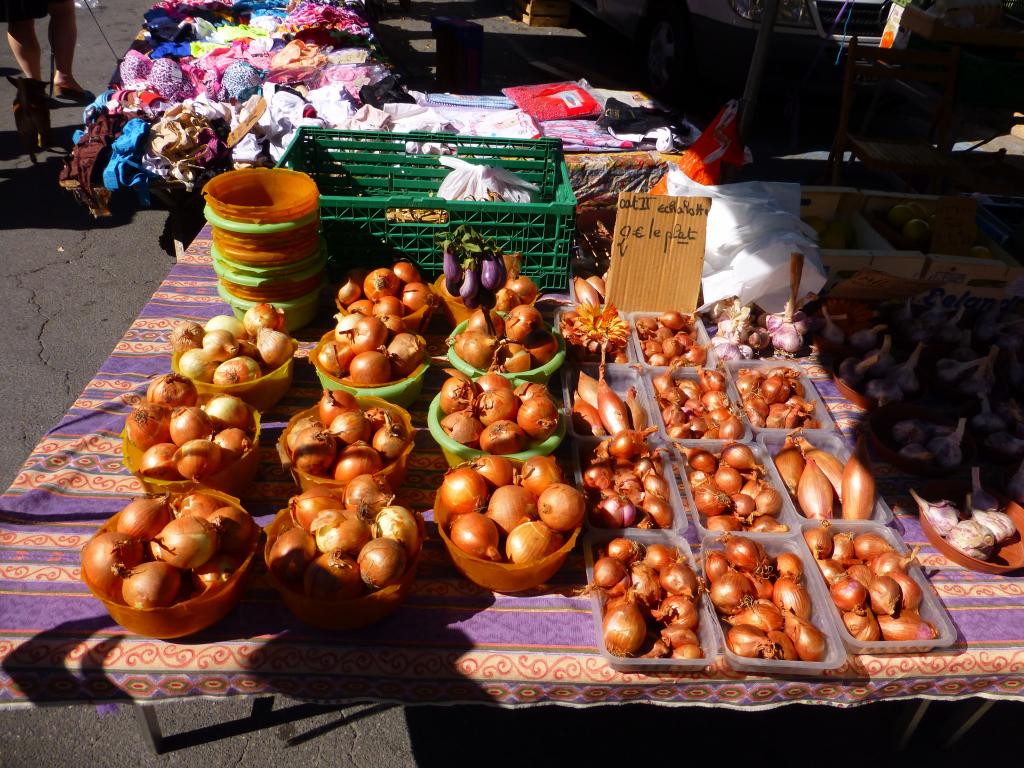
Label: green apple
xmin=888 ymin=204 xmax=914 ymax=228
xmin=902 ymin=218 xmax=931 ymax=246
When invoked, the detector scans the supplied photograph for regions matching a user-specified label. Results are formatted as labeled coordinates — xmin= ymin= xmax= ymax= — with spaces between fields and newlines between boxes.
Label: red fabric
xmin=502 ymin=82 xmax=600 ymax=121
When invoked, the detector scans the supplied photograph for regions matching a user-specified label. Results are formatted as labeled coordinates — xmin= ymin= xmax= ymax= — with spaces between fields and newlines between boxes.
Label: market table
xmin=2 ymin=228 xmax=1022 ymax=737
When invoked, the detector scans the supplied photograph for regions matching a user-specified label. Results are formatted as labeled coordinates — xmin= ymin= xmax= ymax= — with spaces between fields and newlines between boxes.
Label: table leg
xmin=941 ymin=698 xmax=995 ymax=749
xmin=894 ymin=699 xmax=930 ymax=750
xmin=133 ymin=702 xmax=164 ymax=755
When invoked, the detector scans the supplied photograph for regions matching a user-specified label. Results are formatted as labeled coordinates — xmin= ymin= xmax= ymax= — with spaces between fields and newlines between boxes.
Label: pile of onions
xmin=683 ymin=442 xmax=788 ymax=533
xmin=771 ymin=433 xmax=876 ymax=521
xmin=336 ymin=262 xmax=435 ymax=321
xmin=438 ymin=372 xmax=560 ymax=454
xmin=321 ymin=308 xmax=427 ymax=387
xmin=450 ymin=306 xmax=559 ymax=373
xmin=80 ymin=492 xmax=257 ymax=608
xmin=588 ymin=538 xmax=703 ymax=660
xmin=128 ymin=381 xmax=257 ymax=483
xmin=269 ymin=475 xmax=423 ymax=599
xmin=733 ymin=366 xmax=820 ymax=430
xmin=571 ymin=368 xmax=648 ymax=438
xmin=171 ymin=309 xmax=295 ymax=385
xmin=438 ymin=456 xmax=584 ymax=565
xmin=633 ymin=312 xmax=708 ymax=367
xmin=580 ymin=440 xmax=675 ymax=530
xmin=285 ymin=391 xmax=411 ymax=482
xmin=803 ymin=522 xmax=937 ymax=643
xmin=649 ymin=367 xmax=744 ymax=440
xmin=706 ymin=536 xmax=829 ymax=662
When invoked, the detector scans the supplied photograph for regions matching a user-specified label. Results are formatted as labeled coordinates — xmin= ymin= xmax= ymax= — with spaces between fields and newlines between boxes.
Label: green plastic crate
xmin=277 ymin=128 xmax=577 ymax=291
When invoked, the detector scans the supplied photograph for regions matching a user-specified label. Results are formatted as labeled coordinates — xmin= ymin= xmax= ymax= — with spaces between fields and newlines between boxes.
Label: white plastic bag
xmin=664 ymin=168 xmax=825 ymax=312
xmin=436 ymin=156 xmax=539 ymax=203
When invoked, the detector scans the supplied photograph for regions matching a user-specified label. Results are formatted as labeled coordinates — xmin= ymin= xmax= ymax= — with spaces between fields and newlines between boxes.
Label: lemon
xmin=902 ymin=218 xmax=931 ymax=247
xmin=888 ymin=204 xmax=914 ymax=228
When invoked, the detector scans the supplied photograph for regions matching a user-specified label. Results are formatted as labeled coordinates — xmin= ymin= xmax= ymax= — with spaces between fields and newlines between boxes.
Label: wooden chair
xmin=829 ymin=37 xmax=961 ymax=191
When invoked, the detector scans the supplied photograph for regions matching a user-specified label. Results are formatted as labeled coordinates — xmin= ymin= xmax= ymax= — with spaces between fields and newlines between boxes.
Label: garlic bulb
xmin=926 ymin=418 xmax=966 ymax=469
xmin=969 ymin=467 xmax=999 ymax=515
xmin=945 ymin=519 xmax=996 ymax=561
xmin=971 ymin=507 xmax=1017 ymax=545
xmin=910 ymin=489 xmax=960 ymax=536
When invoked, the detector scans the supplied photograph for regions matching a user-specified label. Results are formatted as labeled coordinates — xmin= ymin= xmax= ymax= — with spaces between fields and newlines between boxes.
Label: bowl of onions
xmin=583 ymin=530 xmax=717 ymax=670
xmin=277 ymin=393 xmax=414 ymax=493
xmin=263 ymin=479 xmax=425 ymax=630
xmin=800 ymin=520 xmax=956 ymax=653
xmin=446 ymin=308 xmax=566 ymax=385
xmin=122 ymin=379 xmax=261 ymax=497
xmin=433 ymin=457 xmax=584 ymax=592
xmin=170 ymin=309 xmax=297 ymax=412
xmin=646 ymin=366 xmax=749 ymax=442
xmin=630 ymin=311 xmax=714 ymax=369
xmin=335 ymin=262 xmax=437 ymax=334
xmin=702 ymin=533 xmax=845 ymax=674
xmin=80 ymin=490 xmax=261 ymax=639
xmin=427 ymin=372 xmax=566 ymax=466
xmin=311 ymin=311 xmax=429 ymax=408
xmin=432 ymin=272 xmax=539 ymax=328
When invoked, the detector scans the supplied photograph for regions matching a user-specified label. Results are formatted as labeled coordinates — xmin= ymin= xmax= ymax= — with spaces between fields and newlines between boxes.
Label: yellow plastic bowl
xmin=433 ymin=482 xmax=580 ymax=594
xmin=172 ymin=341 xmax=297 ymax=413
xmin=218 ymin=281 xmax=323 ymax=333
xmin=310 ymin=330 xmax=429 ymax=409
xmin=80 ymin=490 xmax=261 ymax=639
xmin=204 ymin=168 xmax=319 ymax=224
xmin=122 ymin=409 xmax=262 ymax=497
xmin=277 ymin=400 xmax=413 ymax=492
xmin=432 ymin=276 xmax=539 ymax=330
xmin=262 ymin=509 xmax=424 ymax=630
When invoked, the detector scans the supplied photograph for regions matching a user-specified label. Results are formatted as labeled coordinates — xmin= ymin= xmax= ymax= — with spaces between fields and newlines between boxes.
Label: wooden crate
xmin=516 ymin=0 xmax=570 ymax=27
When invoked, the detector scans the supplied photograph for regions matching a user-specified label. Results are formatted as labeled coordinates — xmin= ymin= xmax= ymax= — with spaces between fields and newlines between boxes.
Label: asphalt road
xmin=0 ymin=0 xmax=1020 ymax=764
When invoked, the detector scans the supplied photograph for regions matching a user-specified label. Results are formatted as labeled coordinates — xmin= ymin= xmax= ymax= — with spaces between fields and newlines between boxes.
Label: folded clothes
xmin=102 ymin=118 xmax=152 ymax=203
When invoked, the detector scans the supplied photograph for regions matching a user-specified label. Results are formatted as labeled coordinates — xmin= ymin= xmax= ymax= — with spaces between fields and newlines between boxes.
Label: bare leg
xmin=7 ymin=20 xmax=42 ymax=80
xmin=47 ymin=0 xmax=83 ymax=91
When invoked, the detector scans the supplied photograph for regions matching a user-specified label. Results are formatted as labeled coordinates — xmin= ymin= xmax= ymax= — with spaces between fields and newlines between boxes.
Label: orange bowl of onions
xmin=433 ymin=271 xmax=539 ymax=329
xmin=80 ymin=490 xmax=261 ymax=639
xmin=433 ymin=456 xmax=583 ymax=593
xmin=169 ymin=307 xmax=297 ymax=412
xmin=277 ymin=394 xmax=414 ymax=493
xmin=262 ymin=477 xmax=425 ymax=630
xmin=335 ymin=261 xmax=437 ymax=334
xmin=122 ymin=377 xmax=261 ymax=497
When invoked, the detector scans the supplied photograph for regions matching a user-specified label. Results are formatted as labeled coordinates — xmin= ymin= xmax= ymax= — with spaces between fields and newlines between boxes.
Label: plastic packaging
xmin=641 ymin=365 xmax=752 ymax=445
xmin=583 ymin=529 xmax=719 ymax=672
xmin=701 ymin=532 xmax=847 ymax=675
xmin=204 ymin=167 xmax=319 ymax=224
xmin=436 ymin=156 xmax=539 ymax=203
xmin=758 ymin=433 xmax=894 ymax=525
xmin=798 ymin=519 xmax=957 ymax=655
xmin=172 ymin=343 xmax=296 ymax=413
xmin=446 ymin=318 xmax=565 ymax=385
xmin=678 ymin=440 xmax=800 ymax=537
xmin=572 ymin=435 xmax=689 ymax=535
xmin=560 ymin=364 xmax=654 ymax=440
xmin=310 ymin=331 xmax=429 ymax=409
xmin=628 ymin=311 xmax=716 ymax=370
xmin=724 ymin=359 xmax=837 ymax=438
xmin=80 ymin=490 xmax=260 ymax=639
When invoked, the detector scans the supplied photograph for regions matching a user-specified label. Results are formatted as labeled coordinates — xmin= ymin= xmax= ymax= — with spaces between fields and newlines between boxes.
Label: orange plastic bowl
xmin=80 ymin=490 xmax=261 ymax=639
xmin=204 ymin=168 xmax=319 ymax=224
xmin=220 ymin=272 xmax=324 ymax=302
xmin=433 ymin=479 xmax=581 ymax=594
xmin=262 ymin=509 xmax=424 ymax=630
xmin=212 ymin=223 xmax=321 ymax=265
xmin=335 ymin=284 xmax=438 ymax=334
xmin=277 ymin=400 xmax=414 ymax=492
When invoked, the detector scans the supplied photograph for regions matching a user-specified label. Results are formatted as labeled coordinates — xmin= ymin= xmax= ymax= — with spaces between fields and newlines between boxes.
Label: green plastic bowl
xmin=212 ymin=241 xmax=327 ymax=281
xmin=310 ymin=331 xmax=430 ymax=408
xmin=446 ymin=319 xmax=565 ymax=385
xmin=217 ymin=281 xmax=323 ymax=332
xmin=204 ymin=205 xmax=318 ymax=234
xmin=426 ymin=393 xmax=566 ymax=467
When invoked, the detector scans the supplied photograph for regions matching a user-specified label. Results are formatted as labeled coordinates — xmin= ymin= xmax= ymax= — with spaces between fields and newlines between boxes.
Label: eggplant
xmin=443 ymin=247 xmax=462 ymax=295
xmin=480 ymin=254 xmax=501 ymax=292
xmin=460 ymin=265 xmax=480 ymax=308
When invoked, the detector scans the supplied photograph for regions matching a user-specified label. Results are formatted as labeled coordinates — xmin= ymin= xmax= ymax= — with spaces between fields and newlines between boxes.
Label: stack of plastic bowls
xmin=204 ymin=168 xmax=324 ymax=331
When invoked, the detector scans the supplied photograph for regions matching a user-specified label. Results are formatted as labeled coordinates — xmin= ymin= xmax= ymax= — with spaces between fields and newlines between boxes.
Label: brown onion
xmin=803 ymin=524 xmax=833 ymax=560
xmin=710 ymin=569 xmax=756 ymax=615
xmin=723 ymin=536 xmax=766 ymax=572
xmin=269 ymin=526 xmax=317 ymax=582
xmin=868 ymin=574 xmax=902 ymax=616
xmin=537 ymin=483 xmax=584 ymax=533
xmin=116 ymin=496 xmax=171 ymax=540
xmin=439 ymin=467 xmax=489 ymax=517
xmin=126 ymin=403 xmax=172 ymax=451
xmin=877 ymin=610 xmax=937 ymax=642
xmin=485 ymin=485 xmax=536 ymax=536
xmin=291 ymin=426 xmax=338 ymax=476
xmin=333 ymin=443 xmax=383 ymax=484
xmin=450 ymin=512 xmax=501 ymax=561
xmin=775 ymin=552 xmax=804 ymax=581
xmin=169 ymin=406 xmax=214 ymax=446
xmin=81 ymin=531 xmax=144 ymax=601
xmin=358 ymin=537 xmax=407 ymax=589
xmin=516 ymin=396 xmax=559 ymax=441
xmin=773 ymin=576 xmax=812 ymax=620
xmin=469 ymin=455 xmax=515 ymax=489
xmin=854 ymin=532 xmax=894 ymax=562
xmin=603 ymin=600 xmax=646 ymax=657
xmin=888 ymin=569 xmax=923 ymax=612
xmin=174 ymin=439 xmax=222 ymax=481
xmin=441 ymin=411 xmax=484 ymax=447
xmin=439 ymin=376 xmax=477 ymax=415
xmin=121 ymin=561 xmax=181 ymax=609
xmin=479 ymin=420 xmax=527 ymax=455
xmin=830 ymin=577 xmax=868 ymax=613
xmin=304 ymin=551 xmax=364 ymax=600
xmin=783 ymin=611 xmax=828 ymax=662
xmin=727 ymin=624 xmax=771 ymax=658
xmin=319 ymin=389 xmax=359 ymax=425
xmin=843 ymin=609 xmax=882 ymax=642
xmin=155 ymin=515 xmax=218 ymax=570
xmin=704 ymin=551 xmax=730 ymax=583
xmin=506 ymin=521 xmax=556 ymax=564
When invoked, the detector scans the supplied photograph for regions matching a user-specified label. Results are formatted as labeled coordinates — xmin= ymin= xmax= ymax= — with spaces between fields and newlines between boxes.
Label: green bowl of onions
xmin=446 ymin=311 xmax=565 ymax=385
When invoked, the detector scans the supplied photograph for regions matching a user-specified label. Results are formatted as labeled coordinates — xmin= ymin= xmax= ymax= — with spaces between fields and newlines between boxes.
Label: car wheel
xmin=645 ymin=9 xmax=689 ymax=96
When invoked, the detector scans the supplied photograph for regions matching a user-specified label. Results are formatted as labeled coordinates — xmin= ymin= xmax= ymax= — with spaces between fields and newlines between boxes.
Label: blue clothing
xmin=102 ymin=119 xmax=153 ymax=204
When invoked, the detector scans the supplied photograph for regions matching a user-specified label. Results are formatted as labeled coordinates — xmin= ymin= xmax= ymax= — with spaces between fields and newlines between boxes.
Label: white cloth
xmin=306 ymin=84 xmax=357 ymax=128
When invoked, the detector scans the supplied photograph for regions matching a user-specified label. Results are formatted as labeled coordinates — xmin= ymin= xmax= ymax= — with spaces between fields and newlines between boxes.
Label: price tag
xmin=930 ymin=197 xmax=977 ymax=257
xmin=604 ymin=192 xmax=710 ymax=312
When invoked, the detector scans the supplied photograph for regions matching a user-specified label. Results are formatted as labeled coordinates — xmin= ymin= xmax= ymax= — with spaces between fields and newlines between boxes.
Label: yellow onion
xmin=797 ymin=458 xmax=834 ymax=519
xmin=506 ymin=521 xmax=556 ymax=564
xmin=374 ymin=505 xmax=421 ymax=558
xmin=783 ymin=611 xmax=828 ymax=662
xmin=843 ymin=610 xmax=882 ymax=642
xmin=841 ymin=439 xmax=875 ymax=520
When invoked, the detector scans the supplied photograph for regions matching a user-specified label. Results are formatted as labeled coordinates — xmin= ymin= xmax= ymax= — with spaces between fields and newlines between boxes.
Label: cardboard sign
xmin=604 ymin=192 xmax=710 ymax=312
xmin=930 ymin=196 xmax=977 ymax=257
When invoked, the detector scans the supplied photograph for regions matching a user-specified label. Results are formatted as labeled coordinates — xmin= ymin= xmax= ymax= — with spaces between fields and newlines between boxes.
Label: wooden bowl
xmin=868 ymin=403 xmax=976 ymax=477
xmin=918 ymin=480 xmax=1024 ymax=574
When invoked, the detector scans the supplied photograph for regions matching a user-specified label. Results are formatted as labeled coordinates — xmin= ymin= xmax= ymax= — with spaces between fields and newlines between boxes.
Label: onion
xmin=888 ymin=569 xmax=923 ymax=612
xmin=603 ymin=600 xmax=646 ymax=657
xmin=854 ymin=532 xmax=894 ymax=562
xmin=202 ymin=506 xmax=254 ymax=556
xmin=773 ymin=576 xmax=812 ymax=620
xmin=479 ymin=420 xmax=527 ymax=455
xmin=720 ymin=443 xmax=756 ymax=471
xmin=843 ymin=610 xmax=881 ymax=642
xmin=177 ymin=492 xmax=221 ymax=519
xmin=475 ymin=372 xmax=514 ymax=394
xmin=454 ymin=331 xmax=498 ymax=369
xmin=387 ymin=334 xmax=426 ymax=378
xmin=531 ymin=483 xmax=582 ymax=533
xmin=319 ymin=390 xmax=358 ymax=427
xmin=877 ymin=610 xmax=937 ymax=642
xmin=201 ymin=397 xmax=251 ymax=434
xmin=832 ymin=532 xmax=857 ymax=564
xmin=126 ymin=403 xmax=172 ymax=451
xmin=348 ymin=351 xmax=392 ymax=385
xmin=169 ymin=406 xmax=214 ymax=445
xmin=213 ymin=356 xmax=261 ymax=385
xmin=783 ymin=611 xmax=828 ymax=661
xmin=466 ymin=308 xmax=505 ymax=337
xmin=868 ymin=574 xmax=902 ymax=616
xmin=775 ymin=552 xmax=803 ymax=581
xmin=653 ymin=594 xmax=700 ymax=629
xmin=450 ymin=512 xmax=502 ymax=561
xmin=441 ymin=411 xmax=484 ymax=447
xmin=242 ymin=303 xmax=285 ymax=337
xmin=363 ymin=268 xmax=401 ymax=301
xmin=170 ymin=321 xmax=204 ymax=355
xmin=469 ymin=455 xmax=515 ymax=489
xmin=256 ymin=327 xmax=293 ymax=370
xmin=304 ymin=552 xmax=364 ymax=600
xmin=797 ymin=458 xmax=834 ymax=519
xmin=286 ymin=418 xmax=321 ymax=455
xmin=81 ymin=531 xmax=144 ymax=600
xmin=329 ymin=410 xmax=370 ymax=445
xmin=766 ymin=630 xmax=799 ymax=660
xmin=727 ymin=599 xmax=784 ymax=633
xmin=773 ymin=438 xmax=805 ymax=496
xmin=506 ymin=520 xmax=556 ymax=564
xmin=440 ymin=376 xmax=477 ymax=415
xmin=268 ymin=526 xmax=317 ymax=582
xmin=660 ymin=562 xmax=698 ymax=598
xmin=803 ymin=524 xmax=834 ymax=560
xmin=401 ymin=282 xmax=432 ymax=312
xmin=505 ymin=305 xmax=543 ymax=343
xmin=121 ymin=561 xmax=181 ymax=609
xmin=727 ymin=624 xmax=771 ymax=658
xmin=830 ymin=577 xmax=868 ymax=613
xmin=485 ymin=485 xmax=536 ymax=536
xmin=704 ymin=551 xmax=730 ymax=584
xmin=710 ymin=569 xmax=756 ymax=615
xmin=146 ymin=373 xmax=197 ymax=408
xmin=349 ymin=315 xmax=388 ymax=356
xmin=204 ymin=314 xmax=245 ymax=340
xmin=213 ymin=428 xmax=251 ymax=464
xmin=374 ymin=505 xmax=421 ymax=558
xmin=373 ymin=296 xmax=404 ymax=318
xmin=337 ymin=276 xmax=362 ymax=307
xmin=193 ymin=552 xmax=244 ymax=591
xmin=818 ymin=558 xmax=847 ymax=585
xmin=153 ymin=515 xmax=218 ymax=571
xmin=723 ymin=536 xmax=766 ymax=572
xmin=116 ymin=496 xmax=171 ymax=540
xmin=316 ymin=516 xmax=372 ymax=557
xmin=393 ymin=260 xmax=421 ymax=284
xmin=523 ymin=329 xmax=559 ymax=367
xmin=357 ymin=537 xmax=408 ymax=589
xmin=174 ymin=439 xmax=222 ymax=481
xmin=519 ymin=455 xmax=562 ymax=497
xmin=477 ymin=389 xmax=520 ymax=426
xmin=290 ymin=487 xmax=344 ymax=532
xmin=516 ymin=396 xmax=559 ymax=441
xmin=291 ymin=427 xmax=338 ymax=476
xmin=139 ymin=443 xmax=180 ymax=480
xmin=347 ymin=299 xmax=374 ymax=316
xmin=333 ymin=442 xmax=383 ymax=484
xmin=439 ymin=467 xmax=489 ymax=517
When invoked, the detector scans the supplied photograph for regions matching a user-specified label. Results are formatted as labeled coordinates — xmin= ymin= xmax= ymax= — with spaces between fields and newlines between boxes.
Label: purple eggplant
xmin=443 ymin=246 xmax=462 ymax=295
xmin=481 ymin=253 xmax=504 ymax=292
xmin=460 ymin=265 xmax=480 ymax=308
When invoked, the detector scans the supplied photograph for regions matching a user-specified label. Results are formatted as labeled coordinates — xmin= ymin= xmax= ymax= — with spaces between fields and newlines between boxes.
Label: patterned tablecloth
xmin=1 ymin=226 xmax=1023 ymax=710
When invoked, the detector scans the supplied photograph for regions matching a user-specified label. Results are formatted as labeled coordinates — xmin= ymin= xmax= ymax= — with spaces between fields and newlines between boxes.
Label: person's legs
xmin=47 ymin=0 xmax=82 ymax=91
xmin=6 ymin=19 xmax=42 ymax=80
